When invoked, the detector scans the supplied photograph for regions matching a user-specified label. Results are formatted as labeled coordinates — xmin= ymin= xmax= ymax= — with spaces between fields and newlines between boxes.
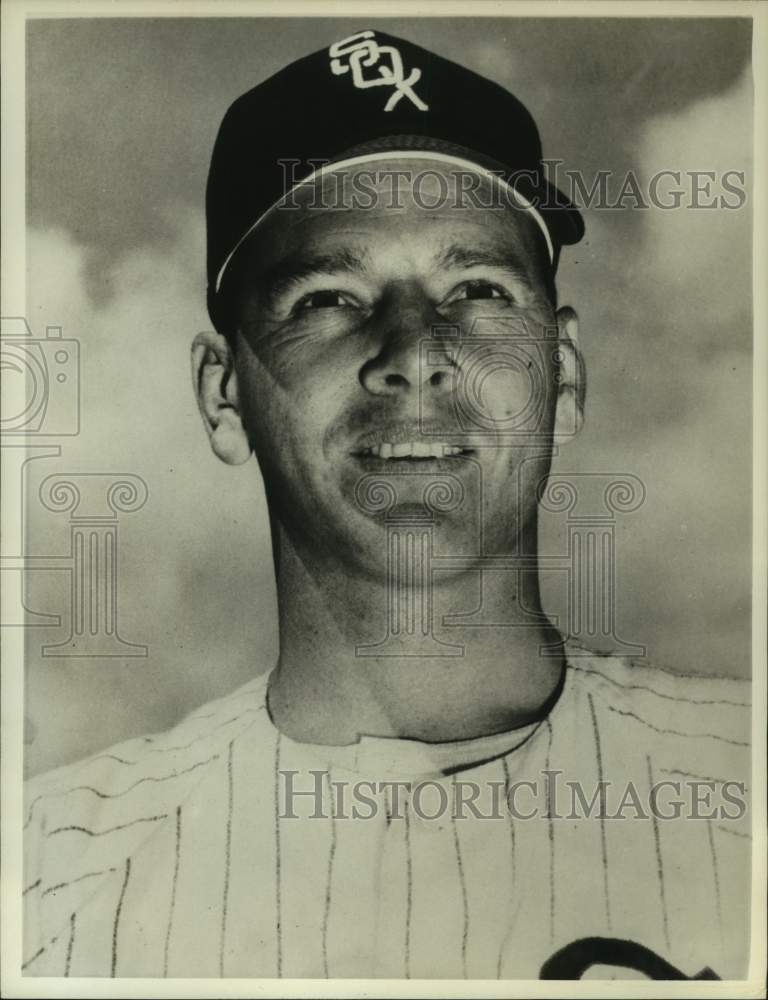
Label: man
xmin=23 ymin=29 xmax=751 ymax=980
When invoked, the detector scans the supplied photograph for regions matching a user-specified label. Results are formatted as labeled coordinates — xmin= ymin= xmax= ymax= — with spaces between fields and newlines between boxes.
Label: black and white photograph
xmin=1 ymin=1 xmax=765 ymax=994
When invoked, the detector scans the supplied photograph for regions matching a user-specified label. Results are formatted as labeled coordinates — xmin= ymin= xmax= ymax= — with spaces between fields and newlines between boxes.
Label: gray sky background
xmin=23 ymin=17 xmax=753 ymax=775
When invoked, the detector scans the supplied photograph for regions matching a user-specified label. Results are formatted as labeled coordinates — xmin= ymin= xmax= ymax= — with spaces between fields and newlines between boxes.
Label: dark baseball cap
xmin=206 ymin=28 xmax=584 ymax=331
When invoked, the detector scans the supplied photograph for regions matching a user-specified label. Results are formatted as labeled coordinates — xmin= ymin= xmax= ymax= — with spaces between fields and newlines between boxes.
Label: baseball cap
xmin=206 ymin=28 xmax=585 ymax=331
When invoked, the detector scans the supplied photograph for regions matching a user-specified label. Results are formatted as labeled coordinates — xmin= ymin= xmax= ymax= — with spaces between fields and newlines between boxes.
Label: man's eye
xmin=460 ymin=281 xmax=506 ymax=301
xmin=295 ymin=290 xmax=347 ymax=311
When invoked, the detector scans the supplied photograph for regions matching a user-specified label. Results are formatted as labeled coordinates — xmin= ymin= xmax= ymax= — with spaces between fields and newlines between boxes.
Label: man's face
xmin=225 ymin=159 xmax=572 ymax=573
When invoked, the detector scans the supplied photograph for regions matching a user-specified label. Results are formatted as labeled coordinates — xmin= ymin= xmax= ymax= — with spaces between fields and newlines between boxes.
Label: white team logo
xmin=329 ymin=31 xmax=429 ymax=112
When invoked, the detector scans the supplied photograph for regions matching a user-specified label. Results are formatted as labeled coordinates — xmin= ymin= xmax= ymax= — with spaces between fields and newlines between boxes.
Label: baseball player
xmin=23 ymin=30 xmax=751 ymax=981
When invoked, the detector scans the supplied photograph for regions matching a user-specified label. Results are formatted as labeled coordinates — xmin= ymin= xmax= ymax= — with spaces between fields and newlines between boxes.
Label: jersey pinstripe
xmin=23 ymin=649 xmax=751 ymax=979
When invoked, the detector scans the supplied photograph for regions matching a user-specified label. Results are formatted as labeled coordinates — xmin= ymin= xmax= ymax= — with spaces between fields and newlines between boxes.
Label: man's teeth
xmin=362 ymin=442 xmax=464 ymax=458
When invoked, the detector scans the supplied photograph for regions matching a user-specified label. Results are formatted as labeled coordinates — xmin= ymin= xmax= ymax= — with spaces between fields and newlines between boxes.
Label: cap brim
xmin=335 ymin=133 xmax=585 ymax=246
xmin=214 ymin=143 xmax=583 ymax=298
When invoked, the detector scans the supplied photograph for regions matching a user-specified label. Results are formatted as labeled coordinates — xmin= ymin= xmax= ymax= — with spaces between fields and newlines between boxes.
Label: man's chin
xmin=343 ymin=458 xmax=480 ymax=521
xmin=330 ymin=502 xmax=480 ymax=578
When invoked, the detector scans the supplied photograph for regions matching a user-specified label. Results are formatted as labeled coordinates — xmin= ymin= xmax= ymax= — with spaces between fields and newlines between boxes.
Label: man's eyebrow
xmin=259 ymin=247 xmax=370 ymax=302
xmin=436 ymin=242 xmax=532 ymax=279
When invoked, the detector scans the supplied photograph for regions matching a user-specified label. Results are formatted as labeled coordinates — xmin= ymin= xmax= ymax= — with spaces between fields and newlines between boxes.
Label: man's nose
xmin=359 ymin=288 xmax=455 ymax=398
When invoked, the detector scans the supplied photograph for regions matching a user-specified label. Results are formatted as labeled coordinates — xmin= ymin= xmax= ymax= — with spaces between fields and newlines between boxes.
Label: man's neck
xmin=266 ymin=525 xmax=565 ymax=746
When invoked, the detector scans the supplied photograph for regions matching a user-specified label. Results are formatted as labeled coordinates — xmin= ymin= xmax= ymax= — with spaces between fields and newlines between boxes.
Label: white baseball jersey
xmin=23 ymin=648 xmax=751 ymax=980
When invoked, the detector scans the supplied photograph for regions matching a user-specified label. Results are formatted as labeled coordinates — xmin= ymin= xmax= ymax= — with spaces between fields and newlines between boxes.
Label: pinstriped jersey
xmin=23 ymin=650 xmax=751 ymax=980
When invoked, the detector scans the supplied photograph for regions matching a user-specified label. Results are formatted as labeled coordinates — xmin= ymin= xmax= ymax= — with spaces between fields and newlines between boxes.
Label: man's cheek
xmin=238 ymin=372 xmax=296 ymax=459
xmin=460 ymin=359 xmax=551 ymax=434
xmin=243 ymin=374 xmax=333 ymax=466
xmin=246 ymin=313 xmax=355 ymax=379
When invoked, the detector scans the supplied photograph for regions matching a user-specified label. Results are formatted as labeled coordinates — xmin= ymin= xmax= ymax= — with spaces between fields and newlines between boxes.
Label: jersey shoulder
xmin=23 ymin=671 xmax=271 ymax=966
xmin=564 ymin=645 xmax=751 ymax=713
xmin=563 ymin=645 xmax=751 ymax=778
xmin=25 ymin=670 xmax=270 ymax=815
xmin=568 ymin=647 xmax=752 ymax=747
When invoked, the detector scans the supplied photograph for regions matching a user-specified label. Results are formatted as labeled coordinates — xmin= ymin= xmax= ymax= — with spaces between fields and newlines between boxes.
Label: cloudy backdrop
xmin=22 ymin=17 xmax=752 ymax=775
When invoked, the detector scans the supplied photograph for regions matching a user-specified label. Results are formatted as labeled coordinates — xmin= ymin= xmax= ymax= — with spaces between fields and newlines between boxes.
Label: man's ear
xmin=552 ymin=306 xmax=586 ymax=444
xmin=191 ymin=331 xmax=252 ymax=465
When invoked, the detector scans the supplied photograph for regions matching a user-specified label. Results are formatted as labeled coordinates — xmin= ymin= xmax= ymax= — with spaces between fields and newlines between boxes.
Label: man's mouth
xmin=354 ymin=441 xmax=474 ymax=460
xmin=349 ymin=421 xmax=479 ymax=464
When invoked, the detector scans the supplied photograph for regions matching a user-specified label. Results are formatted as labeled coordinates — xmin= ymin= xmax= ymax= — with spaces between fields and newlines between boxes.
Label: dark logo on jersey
xmin=540 ymin=937 xmax=720 ymax=980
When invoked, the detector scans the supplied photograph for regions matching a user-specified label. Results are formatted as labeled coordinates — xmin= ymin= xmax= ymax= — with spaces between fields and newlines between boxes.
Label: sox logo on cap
xmin=329 ymin=30 xmax=429 ymax=112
